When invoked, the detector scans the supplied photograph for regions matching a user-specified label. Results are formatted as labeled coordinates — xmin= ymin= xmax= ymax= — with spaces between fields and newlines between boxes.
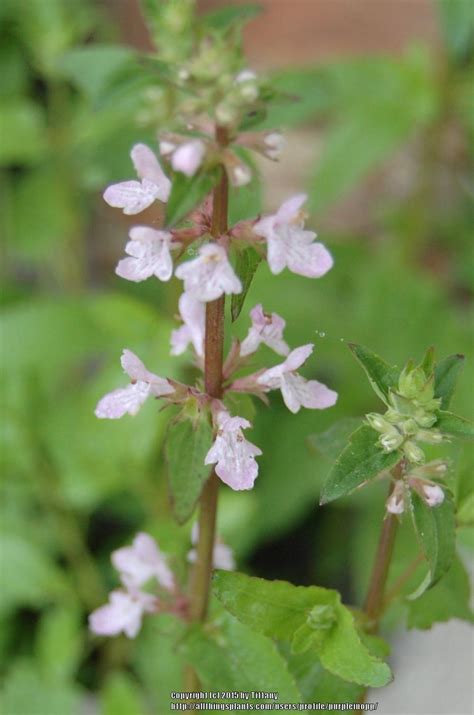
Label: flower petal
xmin=131 ymin=143 xmax=171 ymax=202
xmin=95 ymin=382 xmax=150 ymax=419
xmin=103 ymin=180 xmax=160 ymax=215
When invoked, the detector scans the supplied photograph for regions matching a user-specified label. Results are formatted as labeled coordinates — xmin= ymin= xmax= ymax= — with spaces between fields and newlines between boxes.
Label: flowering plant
xmin=86 ymin=0 xmax=473 ymax=707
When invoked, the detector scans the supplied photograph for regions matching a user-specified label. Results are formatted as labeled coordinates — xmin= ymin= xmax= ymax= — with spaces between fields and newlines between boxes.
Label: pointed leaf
xmin=213 ymin=571 xmax=391 ymax=688
xmin=231 ymin=246 xmax=262 ymax=322
xmin=434 ymin=354 xmax=465 ymax=409
xmin=320 ymin=425 xmax=400 ymax=504
xmin=165 ymin=170 xmax=218 ymax=228
xmin=165 ymin=415 xmax=213 ymax=524
xmin=436 ymin=411 xmax=474 ymax=439
xmin=411 ymin=491 xmax=455 ymax=593
xmin=181 ymin=614 xmax=301 ymax=702
xmin=348 ymin=343 xmax=400 ymax=403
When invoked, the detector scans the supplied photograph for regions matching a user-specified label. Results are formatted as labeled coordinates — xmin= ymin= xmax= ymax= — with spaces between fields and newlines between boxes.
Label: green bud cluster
xmin=366 ymin=358 xmax=445 ymax=465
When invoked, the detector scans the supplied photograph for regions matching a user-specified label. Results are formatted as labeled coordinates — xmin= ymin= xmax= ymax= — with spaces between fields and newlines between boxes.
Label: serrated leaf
xmin=411 ymin=491 xmax=455 ymax=593
xmin=406 ymin=556 xmax=474 ymax=629
xmin=348 ymin=343 xmax=400 ymax=403
xmin=213 ymin=570 xmax=338 ymax=640
xmin=434 ymin=354 xmax=465 ymax=409
xmin=165 ymin=415 xmax=213 ymax=524
xmin=307 ymin=417 xmax=362 ymax=461
xmin=231 ymin=246 xmax=262 ymax=322
xmin=213 ymin=571 xmax=391 ymax=687
xmin=181 ymin=613 xmax=300 ymax=702
xmin=165 ymin=170 xmax=218 ymax=228
xmin=436 ymin=410 xmax=474 ymax=439
xmin=320 ymin=425 xmax=400 ymax=504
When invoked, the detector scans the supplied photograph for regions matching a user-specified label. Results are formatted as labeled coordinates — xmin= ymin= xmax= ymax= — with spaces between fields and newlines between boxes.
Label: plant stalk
xmin=185 ymin=126 xmax=229 ymax=690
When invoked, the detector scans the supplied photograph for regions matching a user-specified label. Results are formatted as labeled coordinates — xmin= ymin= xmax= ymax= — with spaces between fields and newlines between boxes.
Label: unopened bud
xmin=403 ymin=440 xmax=425 ymax=464
xmin=380 ymin=430 xmax=403 ymax=452
xmin=386 ymin=481 xmax=405 ymax=515
xmin=366 ymin=412 xmax=388 ymax=433
xmin=308 ymin=605 xmax=337 ymax=630
xmin=263 ymin=132 xmax=285 ymax=160
xmin=422 ymin=483 xmax=445 ymax=507
xmin=416 ymin=429 xmax=444 ymax=444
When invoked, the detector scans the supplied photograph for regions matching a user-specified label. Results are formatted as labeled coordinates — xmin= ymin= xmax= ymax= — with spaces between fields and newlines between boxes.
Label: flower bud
xmin=263 ymin=132 xmax=285 ymax=161
xmin=403 ymin=440 xmax=425 ymax=464
xmin=380 ymin=429 xmax=403 ymax=452
xmin=366 ymin=412 xmax=388 ymax=433
xmin=307 ymin=605 xmax=337 ymax=630
xmin=386 ymin=481 xmax=405 ymax=515
xmin=422 ymin=483 xmax=445 ymax=507
xmin=416 ymin=428 xmax=444 ymax=445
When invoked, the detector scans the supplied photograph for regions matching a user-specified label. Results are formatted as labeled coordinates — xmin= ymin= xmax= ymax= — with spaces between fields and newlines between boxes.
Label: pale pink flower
xmin=89 ymin=589 xmax=156 ymax=639
xmin=169 ymin=139 xmax=206 ymax=177
xmin=112 ymin=532 xmax=175 ymax=591
xmin=175 ymin=243 xmax=242 ymax=302
xmin=240 ymin=304 xmax=289 ymax=357
xmin=95 ymin=350 xmax=174 ymax=419
xmin=386 ymin=481 xmax=406 ymax=515
xmin=103 ymin=144 xmax=171 ymax=215
xmin=187 ymin=523 xmax=235 ymax=571
xmin=263 ymin=132 xmax=285 ymax=161
xmin=254 ymin=194 xmax=333 ymax=278
xmin=422 ymin=483 xmax=445 ymax=507
xmin=170 ymin=292 xmax=205 ymax=358
xmin=205 ymin=411 xmax=262 ymax=491
xmin=116 ymin=227 xmax=178 ymax=283
xmin=257 ymin=344 xmax=337 ymax=414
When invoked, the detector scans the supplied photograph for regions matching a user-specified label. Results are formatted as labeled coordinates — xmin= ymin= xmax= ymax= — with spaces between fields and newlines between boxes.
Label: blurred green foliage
xmin=1 ymin=0 xmax=473 ymax=712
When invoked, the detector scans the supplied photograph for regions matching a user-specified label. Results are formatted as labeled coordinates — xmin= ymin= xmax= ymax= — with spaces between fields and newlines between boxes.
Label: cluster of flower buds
xmin=90 ymin=530 xmax=234 ymax=639
xmin=385 ymin=459 xmax=448 ymax=515
xmin=366 ymin=359 xmax=445 ymax=466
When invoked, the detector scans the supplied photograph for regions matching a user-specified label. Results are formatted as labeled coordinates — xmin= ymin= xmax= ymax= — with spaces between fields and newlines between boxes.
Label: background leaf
xmin=411 ymin=491 xmax=456 ymax=592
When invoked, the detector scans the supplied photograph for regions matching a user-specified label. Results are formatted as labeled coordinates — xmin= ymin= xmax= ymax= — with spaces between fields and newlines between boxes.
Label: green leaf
xmin=320 ymin=425 xmax=400 ymax=504
xmin=182 ymin=613 xmax=301 ymax=702
xmin=1 ymin=660 xmax=80 ymax=715
xmin=282 ymin=645 xmax=364 ymax=703
xmin=406 ymin=556 xmax=474 ymax=629
xmin=213 ymin=570 xmax=338 ymax=641
xmin=437 ymin=0 xmax=474 ymax=63
xmin=101 ymin=672 xmax=147 ymax=715
xmin=0 ymin=99 xmax=46 ymax=165
xmin=348 ymin=343 xmax=400 ymax=403
xmin=165 ymin=170 xmax=218 ymax=227
xmin=307 ymin=417 xmax=362 ymax=461
xmin=436 ymin=410 xmax=474 ymax=438
xmin=434 ymin=354 xmax=465 ymax=409
xmin=318 ymin=605 xmax=391 ymax=688
xmin=0 ymin=533 xmax=69 ymax=614
xmin=411 ymin=491 xmax=455 ymax=593
xmin=165 ymin=413 xmax=213 ymax=523
xmin=58 ymin=45 xmax=134 ymax=102
xmin=203 ymin=3 xmax=262 ymax=31
xmin=36 ymin=606 xmax=82 ymax=682
xmin=231 ymin=246 xmax=262 ymax=322
xmin=213 ymin=571 xmax=391 ymax=687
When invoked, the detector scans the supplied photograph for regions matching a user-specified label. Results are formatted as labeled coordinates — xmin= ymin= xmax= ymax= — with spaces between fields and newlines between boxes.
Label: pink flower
xmin=205 ymin=410 xmax=262 ymax=491
xmin=116 ymin=227 xmax=178 ymax=283
xmin=175 ymin=243 xmax=242 ymax=302
xmin=254 ymin=194 xmax=333 ymax=278
xmin=95 ymin=350 xmax=174 ymax=419
xmin=240 ymin=304 xmax=289 ymax=357
xmin=386 ymin=481 xmax=406 ymax=515
xmin=422 ymin=484 xmax=445 ymax=507
xmin=89 ymin=589 xmax=156 ymax=638
xmin=257 ymin=344 xmax=337 ymax=414
xmin=263 ymin=132 xmax=285 ymax=161
xmin=103 ymin=144 xmax=171 ymax=215
xmin=161 ymin=139 xmax=206 ymax=177
xmin=170 ymin=292 xmax=205 ymax=358
xmin=112 ymin=532 xmax=175 ymax=591
xmin=187 ymin=524 xmax=235 ymax=571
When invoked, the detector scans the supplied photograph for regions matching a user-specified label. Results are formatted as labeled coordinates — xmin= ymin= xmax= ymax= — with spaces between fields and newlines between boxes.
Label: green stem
xmin=185 ymin=126 xmax=229 ymax=691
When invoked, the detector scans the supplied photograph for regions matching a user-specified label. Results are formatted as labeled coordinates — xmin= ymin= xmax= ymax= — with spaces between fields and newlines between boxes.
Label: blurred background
xmin=1 ymin=0 xmax=473 ymax=713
